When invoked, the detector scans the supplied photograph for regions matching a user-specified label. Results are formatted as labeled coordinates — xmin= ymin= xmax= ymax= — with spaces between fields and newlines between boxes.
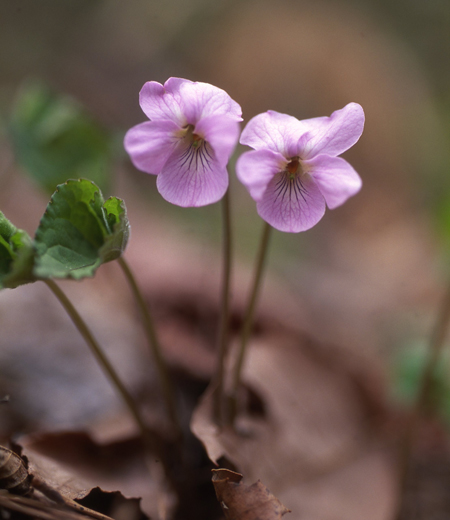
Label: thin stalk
xmin=395 ymin=282 xmax=450 ymax=520
xmin=229 ymin=222 xmax=272 ymax=422
xmin=117 ymin=256 xmax=181 ymax=438
xmin=213 ymin=189 xmax=233 ymax=424
xmin=43 ymin=279 xmax=149 ymax=438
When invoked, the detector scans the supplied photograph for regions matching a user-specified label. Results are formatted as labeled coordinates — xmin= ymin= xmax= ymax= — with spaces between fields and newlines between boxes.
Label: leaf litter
xmin=192 ymin=330 xmax=397 ymax=520
xmin=7 ymin=431 xmax=162 ymax=520
xmin=212 ymin=468 xmax=290 ymax=520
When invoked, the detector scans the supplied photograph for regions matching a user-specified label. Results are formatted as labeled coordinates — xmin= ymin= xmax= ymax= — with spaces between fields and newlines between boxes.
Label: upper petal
xmin=139 ymin=78 xmax=242 ymax=129
xmin=240 ymin=111 xmax=307 ymax=157
xmin=305 ymin=154 xmax=362 ymax=209
xmin=299 ymin=103 xmax=365 ymax=159
xmin=257 ymin=173 xmax=326 ymax=232
xmin=156 ymin=139 xmax=228 ymax=207
xmin=236 ymin=149 xmax=287 ymax=201
xmin=139 ymin=78 xmax=190 ymax=125
xmin=123 ymin=120 xmax=180 ymax=174
xmin=195 ymin=114 xmax=240 ymax=166
xmin=178 ymin=80 xmax=242 ymax=125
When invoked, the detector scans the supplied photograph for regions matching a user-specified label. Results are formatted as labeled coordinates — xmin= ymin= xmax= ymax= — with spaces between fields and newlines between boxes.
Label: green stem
xmin=117 ymin=256 xmax=181 ymax=438
xmin=395 ymin=282 xmax=450 ymax=520
xmin=43 ymin=279 xmax=149 ymax=438
xmin=229 ymin=222 xmax=272 ymax=421
xmin=213 ymin=190 xmax=233 ymax=424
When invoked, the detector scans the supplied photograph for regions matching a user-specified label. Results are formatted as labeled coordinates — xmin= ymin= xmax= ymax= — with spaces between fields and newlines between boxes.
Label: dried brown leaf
xmin=192 ymin=337 xmax=397 ymax=520
xmin=18 ymin=431 xmax=166 ymax=519
xmin=212 ymin=469 xmax=290 ymax=520
xmin=0 ymin=489 xmax=108 ymax=520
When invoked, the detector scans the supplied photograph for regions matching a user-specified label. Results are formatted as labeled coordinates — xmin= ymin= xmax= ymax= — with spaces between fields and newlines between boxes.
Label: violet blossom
xmin=124 ymin=78 xmax=242 ymax=207
xmin=236 ymin=103 xmax=364 ymax=232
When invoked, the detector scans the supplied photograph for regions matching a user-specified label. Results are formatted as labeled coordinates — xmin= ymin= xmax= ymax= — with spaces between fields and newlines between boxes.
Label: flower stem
xmin=229 ymin=222 xmax=272 ymax=422
xmin=213 ymin=190 xmax=233 ymax=424
xmin=117 ymin=256 xmax=181 ymax=438
xmin=395 ymin=282 xmax=450 ymax=520
xmin=43 ymin=278 xmax=149 ymax=439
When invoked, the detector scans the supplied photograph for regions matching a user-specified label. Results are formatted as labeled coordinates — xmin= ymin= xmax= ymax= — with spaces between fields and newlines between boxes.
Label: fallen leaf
xmin=0 ymin=489 xmax=112 ymax=520
xmin=192 ymin=334 xmax=397 ymax=520
xmin=212 ymin=468 xmax=290 ymax=520
xmin=18 ymin=431 xmax=170 ymax=520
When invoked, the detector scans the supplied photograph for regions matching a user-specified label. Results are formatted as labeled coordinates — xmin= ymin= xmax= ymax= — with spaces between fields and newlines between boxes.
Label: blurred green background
xmin=2 ymin=0 xmax=450 ymax=413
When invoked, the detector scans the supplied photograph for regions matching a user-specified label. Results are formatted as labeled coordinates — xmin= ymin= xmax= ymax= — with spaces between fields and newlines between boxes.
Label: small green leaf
xmin=100 ymin=197 xmax=131 ymax=263
xmin=34 ymin=179 xmax=130 ymax=280
xmin=8 ymin=82 xmax=112 ymax=194
xmin=0 ymin=212 xmax=35 ymax=289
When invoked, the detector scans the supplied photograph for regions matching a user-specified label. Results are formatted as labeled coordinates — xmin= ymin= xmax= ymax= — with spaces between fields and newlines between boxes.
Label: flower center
xmin=180 ymin=124 xmax=205 ymax=148
xmin=192 ymin=133 xmax=202 ymax=148
xmin=285 ymin=157 xmax=303 ymax=180
xmin=274 ymin=157 xmax=309 ymax=205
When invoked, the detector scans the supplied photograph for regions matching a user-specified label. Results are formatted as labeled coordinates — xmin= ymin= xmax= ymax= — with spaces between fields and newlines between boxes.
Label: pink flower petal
xmin=236 ymin=149 xmax=287 ymax=201
xmin=139 ymin=78 xmax=242 ymax=128
xmin=300 ymin=103 xmax=364 ymax=159
xmin=179 ymin=81 xmax=242 ymax=125
xmin=195 ymin=114 xmax=241 ymax=166
xmin=156 ymin=139 xmax=228 ymax=207
xmin=123 ymin=120 xmax=180 ymax=174
xmin=257 ymin=173 xmax=326 ymax=232
xmin=305 ymin=155 xmax=362 ymax=209
xmin=139 ymin=78 xmax=190 ymax=125
xmin=240 ymin=111 xmax=307 ymax=157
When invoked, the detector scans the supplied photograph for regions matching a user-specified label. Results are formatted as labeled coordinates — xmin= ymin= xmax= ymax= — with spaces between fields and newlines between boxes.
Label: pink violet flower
xmin=124 ymin=78 xmax=242 ymax=207
xmin=236 ymin=103 xmax=364 ymax=232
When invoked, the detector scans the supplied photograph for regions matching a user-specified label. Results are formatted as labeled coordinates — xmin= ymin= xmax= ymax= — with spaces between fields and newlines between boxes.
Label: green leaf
xmin=34 ymin=179 xmax=130 ymax=280
xmin=391 ymin=341 xmax=450 ymax=426
xmin=0 ymin=212 xmax=35 ymax=289
xmin=100 ymin=197 xmax=130 ymax=263
xmin=8 ymin=82 xmax=112 ymax=195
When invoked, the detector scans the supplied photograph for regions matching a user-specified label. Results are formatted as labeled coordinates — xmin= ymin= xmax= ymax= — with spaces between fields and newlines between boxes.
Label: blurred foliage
xmin=8 ymin=82 xmax=113 ymax=195
xmin=433 ymin=197 xmax=450 ymax=258
xmin=392 ymin=341 xmax=450 ymax=426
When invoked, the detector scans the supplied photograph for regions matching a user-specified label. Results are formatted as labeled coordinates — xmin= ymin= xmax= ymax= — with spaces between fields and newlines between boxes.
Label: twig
xmin=32 ymin=476 xmax=115 ymax=520
xmin=0 ymin=489 xmax=112 ymax=520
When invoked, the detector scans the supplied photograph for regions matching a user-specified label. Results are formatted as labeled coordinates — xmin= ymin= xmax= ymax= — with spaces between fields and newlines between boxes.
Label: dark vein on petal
xmin=177 ymin=140 xmax=213 ymax=175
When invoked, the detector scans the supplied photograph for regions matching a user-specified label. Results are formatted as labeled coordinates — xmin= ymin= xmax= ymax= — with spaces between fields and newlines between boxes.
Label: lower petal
xmin=124 ymin=120 xmax=180 ymax=174
xmin=257 ymin=173 xmax=326 ymax=232
xmin=306 ymin=155 xmax=362 ymax=209
xmin=156 ymin=140 xmax=228 ymax=207
xmin=236 ymin=149 xmax=287 ymax=201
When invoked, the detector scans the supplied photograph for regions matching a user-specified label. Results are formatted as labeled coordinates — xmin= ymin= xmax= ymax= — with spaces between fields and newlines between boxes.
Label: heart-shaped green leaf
xmin=0 ymin=212 xmax=35 ymax=289
xmin=33 ymin=179 xmax=130 ymax=280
